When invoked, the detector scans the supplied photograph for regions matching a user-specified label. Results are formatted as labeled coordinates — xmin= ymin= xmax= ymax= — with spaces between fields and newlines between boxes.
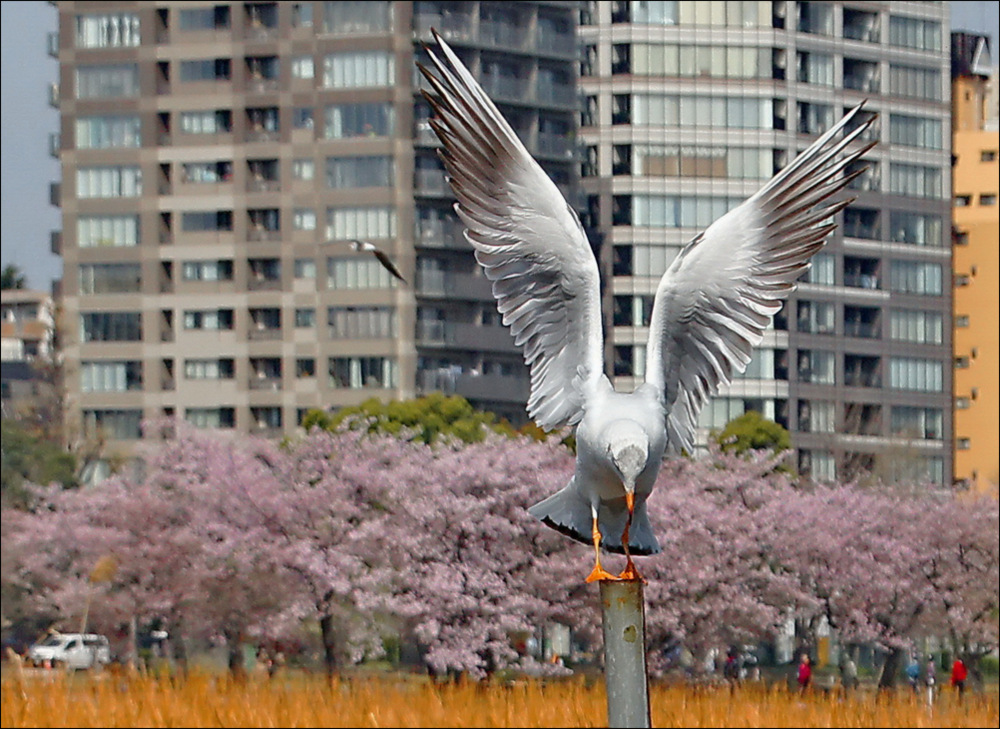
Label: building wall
xmin=51 ymin=1 xmax=577 ymax=467
xmin=952 ymin=98 xmax=999 ymax=493
xmin=578 ymin=0 xmax=953 ymax=485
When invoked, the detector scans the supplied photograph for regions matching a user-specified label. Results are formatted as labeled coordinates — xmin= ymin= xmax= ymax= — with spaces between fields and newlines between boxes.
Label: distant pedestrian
xmin=905 ymin=656 xmax=920 ymax=693
xmin=950 ymin=657 xmax=967 ymax=698
xmin=924 ymin=656 xmax=936 ymax=706
xmin=723 ymin=647 xmax=740 ymax=685
xmin=840 ymin=653 xmax=858 ymax=693
xmin=797 ymin=654 xmax=812 ymax=692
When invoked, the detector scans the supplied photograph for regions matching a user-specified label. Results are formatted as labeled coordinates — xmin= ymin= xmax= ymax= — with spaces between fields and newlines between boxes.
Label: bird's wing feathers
xmin=373 ymin=250 xmax=407 ymax=283
xmin=419 ymin=32 xmax=604 ymax=430
xmin=645 ymin=103 xmax=876 ymax=454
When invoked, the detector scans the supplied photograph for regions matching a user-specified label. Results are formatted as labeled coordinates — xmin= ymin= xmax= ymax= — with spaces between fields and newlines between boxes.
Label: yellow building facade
xmin=951 ymin=60 xmax=999 ymax=493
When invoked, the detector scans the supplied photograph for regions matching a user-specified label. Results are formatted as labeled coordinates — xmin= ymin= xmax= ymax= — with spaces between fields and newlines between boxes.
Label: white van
xmin=27 ymin=633 xmax=112 ymax=670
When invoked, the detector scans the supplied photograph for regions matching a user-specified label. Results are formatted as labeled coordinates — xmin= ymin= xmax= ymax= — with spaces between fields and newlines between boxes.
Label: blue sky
xmin=2 ymin=1 xmax=998 ymax=291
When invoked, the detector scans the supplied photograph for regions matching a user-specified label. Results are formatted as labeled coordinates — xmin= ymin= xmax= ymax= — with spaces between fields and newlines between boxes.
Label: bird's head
xmin=606 ymin=421 xmax=649 ymax=498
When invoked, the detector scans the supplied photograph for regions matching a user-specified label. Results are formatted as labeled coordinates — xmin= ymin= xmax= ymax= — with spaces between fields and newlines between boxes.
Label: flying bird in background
xmin=418 ymin=31 xmax=875 ymax=583
xmin=351 ymin=239 xmax=407 ymax=284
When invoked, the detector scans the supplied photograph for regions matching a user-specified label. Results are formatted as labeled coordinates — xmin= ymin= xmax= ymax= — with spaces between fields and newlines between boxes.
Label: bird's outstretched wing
xmin=645 ymin=103 xmax=876 ymax=454
xmin=418 ymin=31 xmax=604 ymax=430
xmin=352 ymin=239 xmax=407 ymax=284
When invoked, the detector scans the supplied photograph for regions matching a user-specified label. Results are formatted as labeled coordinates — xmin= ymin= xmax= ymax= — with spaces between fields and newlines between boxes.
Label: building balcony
xmin=247 ymin=78 xmax=280 ymax=95
xmin=416 ymin=272 xmax=493 ymax=300
xmin=247 ymin=228 xmax=282 ymax=243
xmin=414 ymin=168 xmax=450 ymax=196
xmin=416 ymin=320 xmax=517 ymax=354
xmin=249 ymin=377 xmax=282 ymax=391
xmin=245 ymin=129 xmax=280 ymax=144
xmin=46 ymin=31 xmax=58 ymax=58
xmin=48 ymin=82 xmax=59 ymax=108
xmin=415 ymin=220 xmax=468 ymax=250
xmin=49 ymin=182 xmax=60 ymax=207
xmin=246 ymin=179 xmax=280 ymax=193
xmin=49 ymin=230 xmax=61 ymax=255
xmin=248 ymin=327 xmax=282 ymax=340
xmin=412 ymin=12 xmax=474 ymax=43
xmin=248 ymin=277 xmax=281 ymax=291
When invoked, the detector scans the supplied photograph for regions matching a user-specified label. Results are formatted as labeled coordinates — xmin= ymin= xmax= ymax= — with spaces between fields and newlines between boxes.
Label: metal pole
xmin=599 ymin=580 xmax=651 ymax=728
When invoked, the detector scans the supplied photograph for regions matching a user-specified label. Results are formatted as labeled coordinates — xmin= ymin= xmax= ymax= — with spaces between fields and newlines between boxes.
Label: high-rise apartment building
xmin=951 ymin=32 xmax=998 ymax=493
xmin=578 ymin=1 xmax=953 ymax=485
xmin=49 ymin=1 xmax=578 ymax=473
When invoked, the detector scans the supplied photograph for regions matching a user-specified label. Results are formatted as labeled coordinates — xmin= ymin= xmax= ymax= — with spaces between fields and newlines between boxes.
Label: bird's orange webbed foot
xmin=586 ymin=514 xmax=622 ymax=582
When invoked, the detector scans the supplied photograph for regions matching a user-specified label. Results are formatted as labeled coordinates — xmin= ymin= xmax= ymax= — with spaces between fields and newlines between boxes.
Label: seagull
xmin=418 ymin=31 xmax=875 ymax=583
xmin=350 ymin=239 xmax=407 ymax=284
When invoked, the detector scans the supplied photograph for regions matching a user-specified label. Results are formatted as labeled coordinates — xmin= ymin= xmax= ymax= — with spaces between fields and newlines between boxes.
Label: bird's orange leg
xmin=618 ymin=492 xmax=643 ymax=582
xmin=585 ymin=513 xmax=621 ymax=583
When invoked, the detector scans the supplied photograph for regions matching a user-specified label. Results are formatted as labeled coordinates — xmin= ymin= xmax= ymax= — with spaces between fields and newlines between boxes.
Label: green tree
xmin=712 ymin=411 xmax=791 ymax=456
xmin=1 ymin=420 xmax=77 ymax=507
xmin=301 ymin=393 xmax=517 ymax=445
xmin=1 ymin=263 xmax=27 ymax=290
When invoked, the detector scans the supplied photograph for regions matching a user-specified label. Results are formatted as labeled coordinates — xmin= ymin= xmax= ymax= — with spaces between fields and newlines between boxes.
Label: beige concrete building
xmin=951 ymin=32 xmax=999 ymax=493
xmin=49 ymin=1 xmax=578 ymax=476
xmin=1 ymin=289 xmax=56 ymax=420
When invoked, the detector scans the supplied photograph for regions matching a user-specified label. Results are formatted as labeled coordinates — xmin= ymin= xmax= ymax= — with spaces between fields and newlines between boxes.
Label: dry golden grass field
xmin=2 ymin=668 xmax=996 ymax=728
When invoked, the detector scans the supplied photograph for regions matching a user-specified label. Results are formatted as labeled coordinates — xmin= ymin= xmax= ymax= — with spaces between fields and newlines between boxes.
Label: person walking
xmin=840 ymin=653 xmax=858 ymax=693
xmin=924 ymin=656 xmax=937 ymax=707
xmin=905 ymin=656 xmax=921 ymax=693
xmin=950 ymin=657 xmax=967 ymax=699
xmin=796 ymin=653 xmax=812 ymax=692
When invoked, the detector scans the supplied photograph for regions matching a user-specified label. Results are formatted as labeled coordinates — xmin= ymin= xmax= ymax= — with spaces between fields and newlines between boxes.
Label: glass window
xmin=890 ymin=64 xmax=942 ymax=101
xmin=797 ymin=3 xmax=833 ymax=35
xmin=292 ymin=3 xmax=313 ymax=27
xmin=325 ymin=156 xmax=394 ymax=188
xmin=181 ymin=260 xmax=233 ymax=281
xmin=76 ymin=166 xmax=142 ymax=198
xmin=179 ymin=6 xmax=230 ymax=30
xmin=75 ymin=64 xmax=139 ymax=99
xmin=80 ymin=312 xmax=142 ymax=342
xmin=799 ymin=449 xmax=836 ymax=482
xmin=75 ymin=12 xmax=140 ymax=48
xmin=181 ymin=211 xmax=233 ymax=232
xmin=796 ymin=301 xmax=835 ymax=334
xmin=890 ymin=261 xmax=942 ymax=295
xmin=77 ymin=215 xmax=139 ymax=248
xmin=292 ymin=159 xmax=315 ymax=180
xmin=327 ymin=307 xmax=397 ymax=338
xmin=328 ymin=356 xmax=398 ymax=389
xmin=294 ymin=258 xmax=316 ymax=279
xmin=324 ymin=102 xmax=395 ymax=139
xmin=294 ymin=308 xmax=316 ymax=328
xmin=322 ymin=1 xmax=392 ymax=33
xmin=798 ymin=400 xmax=835 ymax=433
xmin=322 ymin=52 xmax=394 ymax=88
xmin=804 ymin=253 xmax=835 ymax=285
xmin=81 ymin=361 xmax=142 ymax=392
xmin=183 ymin=309 xmax=234 ymax=330
xmin=889 ymin=310 xmax=943 ymax=344
xmin=182 ymin=161 xmax=232 ymax=183
xmin=325 ymin=207 xmax=396 ymax=241
xmin=79 ymin=263 xmax=141 ymax=294
xmin=184 ymin=359 xmax=235 ymax=379
xmin=327 ymin=257 xmax=398 ymax=289
xmin=179 ymin=110 xmax=232 ymax=134
xmin=185 ymin=407 xmax=235 ymax=428
xmin=291 ymin=55 xmax=315 ymax=79
xmin=889 ymin=16 xmax=941 ymax=51
xmin=293 ymin=208 xmax=316 ymax=231
xmin=81 ymin=409 xmax=142 ymax=439
xmin=798 ymin=350 xmax=835 ymax=384
xmin=890 ymin=114 xmax=943 ymax=149
xmin=889 ymin=163 xmax=943 ymax=199
xmin=889 ymin=212 xmax=942 ymax=246
xmin=797 ymin=51 xmax=834 ymax=86
xmin=889 ymin=357 xmax=943 ymax=392
xmin=179 ymin=58 xmax=231 ymax=82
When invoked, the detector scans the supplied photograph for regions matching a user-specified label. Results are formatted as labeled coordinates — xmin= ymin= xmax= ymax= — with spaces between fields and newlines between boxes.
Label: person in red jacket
xmin=796 ymin=653 xmax=812 ymax=692
xmin=950 ymin=657 xmax=968 ymax=697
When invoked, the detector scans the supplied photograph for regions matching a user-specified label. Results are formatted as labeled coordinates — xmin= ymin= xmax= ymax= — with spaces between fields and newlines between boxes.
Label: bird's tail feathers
xmin=528 ymin=482 xmax=661 ymax=556
xmin=528 ymin=481 xmax=593 ymax=548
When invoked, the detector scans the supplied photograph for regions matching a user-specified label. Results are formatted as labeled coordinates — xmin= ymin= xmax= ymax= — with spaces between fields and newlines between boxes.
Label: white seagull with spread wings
xmin=419 ymin=31 xmax=875 ymax=583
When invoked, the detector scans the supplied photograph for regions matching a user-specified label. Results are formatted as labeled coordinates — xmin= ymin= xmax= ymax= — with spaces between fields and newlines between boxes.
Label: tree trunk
xmin=127 ymin=615 xmax=139 ymax=671
xmin=878 ymin=646 xmax=905 ymax=689
xmin=168 ymin=627 xmax=188 ymax=677
xmin=225 ymin=629 xmax=245 ymax=679
xmin=319 ymin=614 xmax=340 ymax=677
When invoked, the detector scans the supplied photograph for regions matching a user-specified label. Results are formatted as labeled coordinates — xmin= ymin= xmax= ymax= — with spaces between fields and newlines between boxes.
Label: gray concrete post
xmin=599 ymin=580 xmax=651 ymax=728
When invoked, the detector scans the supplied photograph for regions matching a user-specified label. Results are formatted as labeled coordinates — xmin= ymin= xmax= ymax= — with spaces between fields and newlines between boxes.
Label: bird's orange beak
xmin=625 ymin=491 xmax=634 ymax=514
